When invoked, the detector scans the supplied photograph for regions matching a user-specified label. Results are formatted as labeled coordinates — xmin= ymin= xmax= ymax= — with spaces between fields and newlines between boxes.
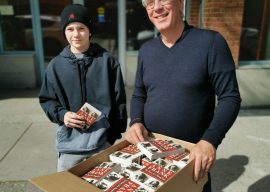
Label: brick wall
xmin=188 ymin=0 xmax=200 ymax=27
xmin=188 ymin=0 xmax=245 ymax=65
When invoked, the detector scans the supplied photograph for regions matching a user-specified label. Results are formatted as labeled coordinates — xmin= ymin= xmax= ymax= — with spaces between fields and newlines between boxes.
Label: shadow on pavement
xmin=211 ymin=155 xmax=249 ymax=192
xmin=0 ymin=89 xmax=40 ymax=100
xmin=239 ymin=108 xmax=270 ymax=117
xmin=248 ymin=175 xmax=270 ymax=192
xmin=0 ymin=181 xmax=42 ymax=192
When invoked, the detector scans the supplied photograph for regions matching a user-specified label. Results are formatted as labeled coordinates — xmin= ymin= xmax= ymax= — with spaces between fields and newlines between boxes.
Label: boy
xmin=39 ymin=4 xmax=127 ymax=172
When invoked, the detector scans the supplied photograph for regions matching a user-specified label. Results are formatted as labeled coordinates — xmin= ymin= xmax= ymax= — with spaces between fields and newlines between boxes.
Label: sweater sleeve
xmin=201 ymin=32 xmax=241 ymax=148
xmin=130 ymin=51 xmax=147 ymax=126
xmin=39 ymin=67 xmax=68 ymax=125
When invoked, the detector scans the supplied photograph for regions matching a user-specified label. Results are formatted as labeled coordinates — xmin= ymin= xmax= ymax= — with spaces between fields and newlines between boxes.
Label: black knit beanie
xmin=60 ymin=4 xmax=92 ymax=38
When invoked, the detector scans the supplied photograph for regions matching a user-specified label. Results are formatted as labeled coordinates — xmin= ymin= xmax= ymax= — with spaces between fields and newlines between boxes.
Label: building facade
xmin=0 ymin=0 xmax=269 ymax=106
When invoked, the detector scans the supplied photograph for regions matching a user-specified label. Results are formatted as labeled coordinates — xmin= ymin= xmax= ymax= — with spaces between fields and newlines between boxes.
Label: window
xmin=239 ymin=0 xmax=270 ymax=61
xmin=126 ymin=0 xmax=154 ymax=51
xmin=39 ymin=1 xmax=68 ymax=60
xmin=85 ymin=0 xmax=154 ymax=53
xmin=0 ymin=1 xmax=32 ymax=51
xmin=0 ymin=1 xmax=68 ymax=60
xmin=85 ymin=0 xmax=118 ymax=55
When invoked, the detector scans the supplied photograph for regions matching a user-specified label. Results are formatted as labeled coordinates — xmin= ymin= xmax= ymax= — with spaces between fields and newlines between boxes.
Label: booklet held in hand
xmin=77 ymin=102 xmax=102 ymax=130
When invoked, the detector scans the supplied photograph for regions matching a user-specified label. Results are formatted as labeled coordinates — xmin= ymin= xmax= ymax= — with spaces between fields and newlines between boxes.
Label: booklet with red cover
xmin=76 ymin=102 xmax=102 ymax=130
xmin=137 ymin=139 xmax=185 ymax=160
xmin=109 ymin=144 xmax=143 ymax=167
xmin=165 ymin=151 xmax=189 ymax=162
xmin=81 ymin=162 xmax=121 ymax=184
xmin=100 ymin=175 xmax=150 ymax=192
xmin=172 ymin=154 xmax=190 ymax=169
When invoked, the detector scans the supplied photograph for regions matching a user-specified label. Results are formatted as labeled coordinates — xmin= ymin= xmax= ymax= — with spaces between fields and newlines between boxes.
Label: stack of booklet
xmin=81 ymin=138 xmax=190 ymax=191
xmin=109 ymin=144 xmax=143 ymax=167
xmin=96 ymin=171 xmax=150 ymax=192
xmin=137 ymin=139 xmax=185 ymax=160
xmin=81 ymin=162 xmax=121 ymax=184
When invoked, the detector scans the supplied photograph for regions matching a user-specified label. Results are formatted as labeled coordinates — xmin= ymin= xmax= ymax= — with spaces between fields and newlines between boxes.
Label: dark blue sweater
xmin=131 ymin=23 xmax=241 ymax=148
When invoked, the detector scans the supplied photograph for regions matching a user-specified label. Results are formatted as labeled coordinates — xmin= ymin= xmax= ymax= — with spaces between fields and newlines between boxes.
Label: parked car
xmin=15 ymin=15 xmax=67 ymax=60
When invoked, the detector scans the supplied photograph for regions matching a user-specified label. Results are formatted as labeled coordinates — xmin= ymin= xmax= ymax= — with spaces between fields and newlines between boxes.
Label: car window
xmin=41 ymin=20 xmax=55 ymax=27
xmin=20 ymin=18 xmax=32 ymax=29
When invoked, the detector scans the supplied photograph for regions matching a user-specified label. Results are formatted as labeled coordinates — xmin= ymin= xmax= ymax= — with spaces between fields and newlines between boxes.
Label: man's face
xmin=145 ymin=0 xmax=183 ymax=33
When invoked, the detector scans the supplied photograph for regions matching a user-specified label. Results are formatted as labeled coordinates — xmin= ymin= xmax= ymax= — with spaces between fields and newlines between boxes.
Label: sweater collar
xmin=158 ymin=20 xmax=193 ymax=45
xmin=61 ymin=43 xmax=105 ymax=60
xmin=174 ymin=20 xmax=193 ymax=43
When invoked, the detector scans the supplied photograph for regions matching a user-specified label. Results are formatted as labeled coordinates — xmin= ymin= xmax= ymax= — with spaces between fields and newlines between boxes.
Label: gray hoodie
xmin=39 ymin=43 xmax=127 ymax=153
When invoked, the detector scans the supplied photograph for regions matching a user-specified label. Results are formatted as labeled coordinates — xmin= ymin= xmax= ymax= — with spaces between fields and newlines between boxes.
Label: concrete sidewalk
xmin=0 ymin=88 xmax=270 ymax=191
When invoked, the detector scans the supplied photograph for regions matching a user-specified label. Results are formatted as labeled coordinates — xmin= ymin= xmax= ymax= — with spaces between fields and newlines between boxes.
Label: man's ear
xmin=178 ymin=0 xmax=184 ymax=17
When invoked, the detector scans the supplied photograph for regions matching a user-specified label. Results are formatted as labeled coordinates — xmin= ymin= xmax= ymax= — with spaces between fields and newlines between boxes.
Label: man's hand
xmin=64 ymin=111 xmax=85 ymax=129
xmin=189 ymin=140 xmax=216 ymax=182
xmin=125 ymin=123 xmax=149 ymax=144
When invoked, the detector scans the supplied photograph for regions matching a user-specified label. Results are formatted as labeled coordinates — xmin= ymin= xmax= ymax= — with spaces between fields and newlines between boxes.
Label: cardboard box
xmin=29 ymin=133 xmax=207 ymax=192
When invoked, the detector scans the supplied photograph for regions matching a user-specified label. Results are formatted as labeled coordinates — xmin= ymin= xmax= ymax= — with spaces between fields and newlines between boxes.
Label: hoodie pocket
xmin=56 ymin=114 xmax=111 ymax=153
xmin=80 ymin=114 xmax=110 ymax=148
xmin=56 ymin=125 xmax=70 ymax=143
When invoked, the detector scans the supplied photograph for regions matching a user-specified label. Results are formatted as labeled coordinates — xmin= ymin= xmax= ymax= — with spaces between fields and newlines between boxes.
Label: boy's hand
xmin=64 ymin=111 xmax=85 ymax=129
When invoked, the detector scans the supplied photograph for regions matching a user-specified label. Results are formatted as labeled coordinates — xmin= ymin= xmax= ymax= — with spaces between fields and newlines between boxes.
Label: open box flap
xmin=29 ymin=171 xmax=100 ymax=192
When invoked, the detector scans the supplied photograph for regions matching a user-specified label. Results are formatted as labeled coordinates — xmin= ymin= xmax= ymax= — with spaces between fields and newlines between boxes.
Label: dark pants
xmin=202 ymin=172 xmax=212 ymax=192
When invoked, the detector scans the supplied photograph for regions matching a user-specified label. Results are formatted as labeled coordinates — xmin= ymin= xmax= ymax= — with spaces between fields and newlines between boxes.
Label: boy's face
xmin=65 ymin=22 xmax=90 ymax=53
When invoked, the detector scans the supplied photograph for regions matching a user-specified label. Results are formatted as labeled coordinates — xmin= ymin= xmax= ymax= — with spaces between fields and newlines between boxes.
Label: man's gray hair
xmin=142 ymin=0 xmax=146 ymax=6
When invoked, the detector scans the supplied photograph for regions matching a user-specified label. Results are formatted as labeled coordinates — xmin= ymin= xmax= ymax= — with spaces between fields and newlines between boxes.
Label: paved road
xmin=0 ymin=88 xmax=269 ymax=191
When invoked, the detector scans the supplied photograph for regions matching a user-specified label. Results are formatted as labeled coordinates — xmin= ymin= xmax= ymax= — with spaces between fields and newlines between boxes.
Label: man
xmin=125 ymin=0 xmax=241 ymax=191
xmin=39 ymin=4 xmax=127 ymax=171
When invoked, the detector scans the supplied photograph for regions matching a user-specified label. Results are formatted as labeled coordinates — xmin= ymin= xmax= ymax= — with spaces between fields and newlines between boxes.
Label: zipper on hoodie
xmin=77 ymin=59 xmax=86 ymax=106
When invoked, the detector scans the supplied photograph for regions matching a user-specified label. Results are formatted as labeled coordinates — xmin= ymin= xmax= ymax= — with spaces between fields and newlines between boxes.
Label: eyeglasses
xmin=143 ymin=0 xmax=172 ymax=10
